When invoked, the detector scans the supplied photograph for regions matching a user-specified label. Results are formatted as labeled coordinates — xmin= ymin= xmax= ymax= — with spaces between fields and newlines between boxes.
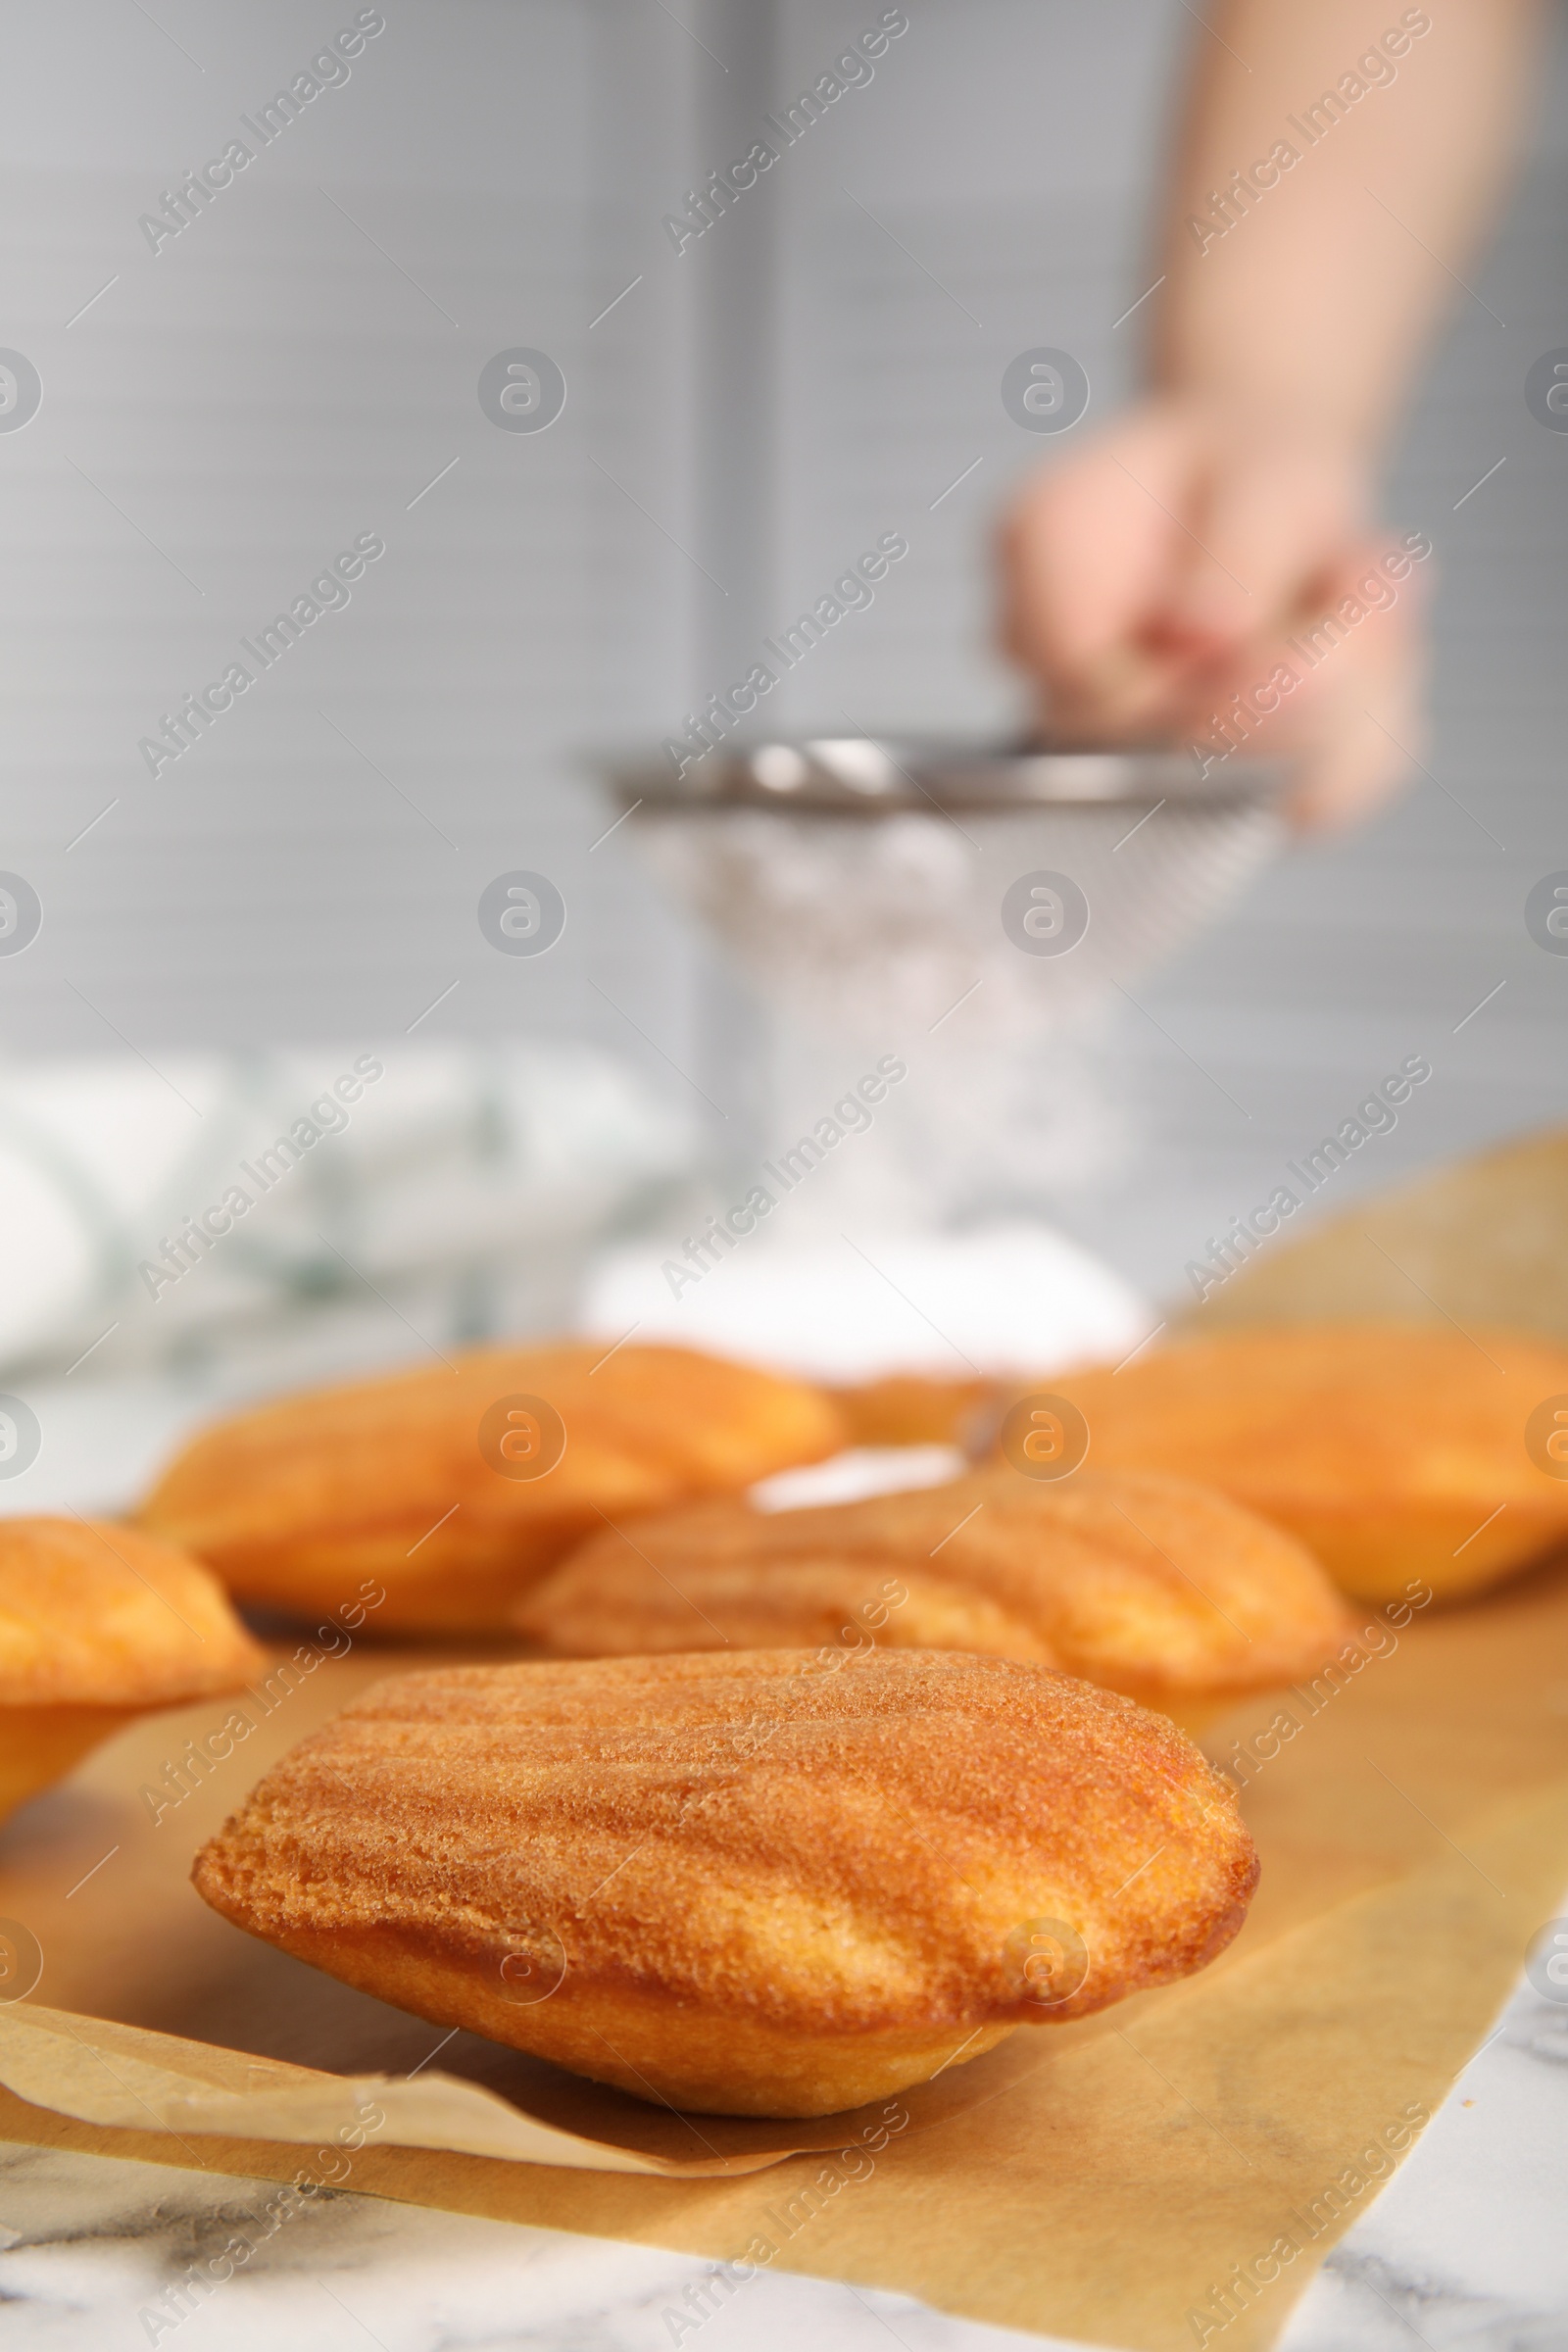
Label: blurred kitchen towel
xmin=0 ymin=1041 xmax=689 ymax=1382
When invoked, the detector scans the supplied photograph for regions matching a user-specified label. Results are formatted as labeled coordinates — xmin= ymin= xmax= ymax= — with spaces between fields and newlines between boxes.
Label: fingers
xmin=1157 ymin=423 xmax=1369 ymax=652
xmin=997 ymin=396 xmax=1377 ymax=746
xmin=1281 ymin=551 xmax=1431 ymax=831
xmin=997 ymin=402 xmax=1205 ymax=732
xmin=1167 ymin=536 xmax=1432 ymax=830
xmin=995 ymin=383 xmax=1431 ymax=839
xmin=1287 ymin=677 xmax=1425 ymax=832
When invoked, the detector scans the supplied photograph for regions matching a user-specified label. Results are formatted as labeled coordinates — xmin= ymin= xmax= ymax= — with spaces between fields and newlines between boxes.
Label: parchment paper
xmin=3 ymin=1556 xmax=1566 ymax=2347
xmin=1181 ymin=1122 xmax=1568 ymax=1342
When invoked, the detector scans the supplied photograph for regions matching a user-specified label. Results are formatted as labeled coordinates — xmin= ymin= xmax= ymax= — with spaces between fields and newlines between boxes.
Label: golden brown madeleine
xmin=0 ymin=1517 xmax=264 ymax=1821
xmin=193 ymin=1649 xmax=1256 ymax=2117
xmin=826 ymin=1373 xmax=1000 ymax=1449
xmin=140 ymin=1344 xmax=846 ymax=1632
xmin=1004 ymin=1324 xmax=1568 ymax=1602
xmin=517 ymin=1466 xmax=1353 ymax=1705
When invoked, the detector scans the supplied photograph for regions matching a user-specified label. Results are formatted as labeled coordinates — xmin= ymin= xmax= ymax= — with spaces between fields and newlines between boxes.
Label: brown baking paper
xmin=2 ymin=1561 xmax=1566 ymax=2349
xmin=0 ymin=1996 xmax=1031 ymax=2180
xmin=3 ymin=1121 xmax=1568 ymax=2346
xmin=1181 ymin=1120 xmax=1568 ymax=1342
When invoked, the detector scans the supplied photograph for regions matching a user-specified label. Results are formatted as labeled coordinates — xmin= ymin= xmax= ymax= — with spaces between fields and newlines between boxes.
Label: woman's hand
xmin=997 ymin=394 xmax=1431 ymax=830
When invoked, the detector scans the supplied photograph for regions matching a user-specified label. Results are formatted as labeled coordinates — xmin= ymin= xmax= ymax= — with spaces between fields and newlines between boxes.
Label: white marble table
xmin=3 ymin=1372 xmax=1566 ymax=2351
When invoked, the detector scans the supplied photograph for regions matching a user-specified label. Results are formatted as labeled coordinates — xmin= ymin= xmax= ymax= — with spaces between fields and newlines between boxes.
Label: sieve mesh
xmin=631 ymin=798 xmax=1284 ymax=1040
xmin=610 ymin=740 xmax=1288 ymax=1222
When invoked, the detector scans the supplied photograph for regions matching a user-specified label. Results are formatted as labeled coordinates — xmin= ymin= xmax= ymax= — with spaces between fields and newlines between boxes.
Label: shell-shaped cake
xmin=140 ymin=1344 xmax=847 ymax=1630
xmin=193 ymin=1648 xmax=1258 ymax=2117
xmin=0 ymin=1516 xmax=264 ymax=1821
xmin=1012 ymin=1324 xmax=1568 ymax=1600
xmin=517 ymin=1466 xmax=1352 ymax=1706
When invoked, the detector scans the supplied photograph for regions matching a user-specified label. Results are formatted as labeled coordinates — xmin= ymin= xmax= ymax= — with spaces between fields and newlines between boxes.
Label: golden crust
xmin=1021 ymin=1323 xmax=1568 ymax=1601
xmin=139 ymin=1344 xmax=847 ymax=1631
xmin=193 ymin=1649 xmax=1257 ymax=2115
xmin=0 ymin=1518 xmax=264 ymax=1709
xmin=517 ymin=1466 xmax=1352 ymax=1701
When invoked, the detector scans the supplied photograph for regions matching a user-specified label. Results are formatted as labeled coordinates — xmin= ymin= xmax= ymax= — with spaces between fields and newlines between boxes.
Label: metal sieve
xmin=604 ymin=736 xmax=1291 ymax=1039
xmin=607 ymin=734 xmax=1285 ymax=813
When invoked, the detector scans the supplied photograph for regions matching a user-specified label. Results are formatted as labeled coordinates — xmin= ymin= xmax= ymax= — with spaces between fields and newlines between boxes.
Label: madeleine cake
xmin=0 ymin=1517 xmax=264 ymax=1821
xmin=193 ymin=1649 xmax=1257 ymax=2117
xmin=139 ymin=1344 xmax=846 ymax=1632
xmin=516 ymin=1466 xmax=1352 ymax=1713
xmin=1009 ymin=1323 xmax=1568 ymax=1601
xmin=827 ymin=1373 xmax=999 ymax=1449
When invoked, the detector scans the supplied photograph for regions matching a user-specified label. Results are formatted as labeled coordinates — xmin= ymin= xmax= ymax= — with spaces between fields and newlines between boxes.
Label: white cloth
xmin=0 ymin=1041 xmax=688 ymax=1381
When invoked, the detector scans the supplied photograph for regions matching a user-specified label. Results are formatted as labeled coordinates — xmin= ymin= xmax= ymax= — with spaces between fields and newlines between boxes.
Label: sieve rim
xmin=597 ymin=735 xmax=1291 ymax=815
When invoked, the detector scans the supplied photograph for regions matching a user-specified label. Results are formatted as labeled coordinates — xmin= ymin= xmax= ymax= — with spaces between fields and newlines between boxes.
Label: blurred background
xmin=2 ymin=0 xmax=1567 ymax=1456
